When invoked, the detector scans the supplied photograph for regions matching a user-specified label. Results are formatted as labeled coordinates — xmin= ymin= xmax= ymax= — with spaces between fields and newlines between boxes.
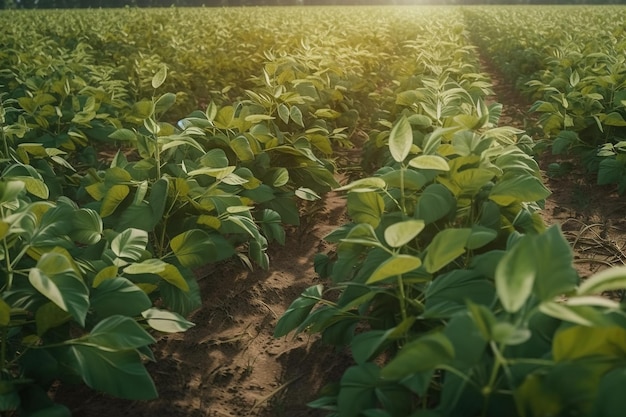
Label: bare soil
xmin=54 ymin=61 xmax=626 ymax=417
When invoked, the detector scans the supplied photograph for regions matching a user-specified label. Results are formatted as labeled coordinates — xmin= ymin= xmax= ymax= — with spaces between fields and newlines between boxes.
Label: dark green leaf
xmin=382 ymin=332 xmax=454 ymax=379
xmin=274 ymin=285 xmax=323 ymax=337
xmin=65 ymin=345 xmax=157 ymax=400
xmin=90 ymin=278 xmax=152 ymax=318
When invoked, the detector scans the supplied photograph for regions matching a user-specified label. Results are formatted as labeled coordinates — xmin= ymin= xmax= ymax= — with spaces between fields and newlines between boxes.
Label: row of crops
xmin=2 ymin=5 xmax=626 ymax=417
xmin=465 ymin=6 xmax=626 ymax=192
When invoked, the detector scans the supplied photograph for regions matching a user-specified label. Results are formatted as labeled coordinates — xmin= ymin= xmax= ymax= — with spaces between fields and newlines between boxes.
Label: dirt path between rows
xmin=55 ymin=59 xmax=626 ymax=417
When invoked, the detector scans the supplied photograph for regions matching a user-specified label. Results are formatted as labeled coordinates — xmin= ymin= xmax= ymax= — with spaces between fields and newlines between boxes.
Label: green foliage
xmin=275 ymin=10 xmax=626 ymax=416
xmin=0 ymin=178 xmax=195 ymax=414
xmin=465 ymin=5 xmax=626 ymax=192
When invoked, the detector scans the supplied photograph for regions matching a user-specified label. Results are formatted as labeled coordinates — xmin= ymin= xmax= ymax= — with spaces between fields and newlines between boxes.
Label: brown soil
xmin=54 ymin=59 xmax=626 ymax=417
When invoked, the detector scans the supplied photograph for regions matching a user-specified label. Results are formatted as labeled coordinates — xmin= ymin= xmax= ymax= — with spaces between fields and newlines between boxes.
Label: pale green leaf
xmin=142 ymin=308 xmax=195 ymax=333
xmin=389 ymin=116 xmax=413 ymax=163
xmin=151 ymin=65 xmax=167 ymax=89
xmin=366 ymin=254 xmax=422 ymax=284
xmin=384 ymin=220 xmax=425 ymax=248
xmin=408 ymin=155 xmax=450 ymax=171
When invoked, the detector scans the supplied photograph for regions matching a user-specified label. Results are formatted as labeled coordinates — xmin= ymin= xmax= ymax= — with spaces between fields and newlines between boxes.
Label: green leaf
xmin=123 ymin=259 xmax=189 ymax=292
xmin=414 ymin=184 xmax=455 ymax=224
xmin=335 ymin=177 xmax=387 ymax=192
xmin=269 ymin=168 xmax=289 ymax=187
xmin=466 ymin=226 xmax=497 ymax=250
xmin=491 ymin=322 xmax=531 ymax=345
xmin=142 ymin=308 xmax=195 ymax=333
xmin=35 ymin=302 xmax=71 ymax=336
xmin=347 ymin=191 xmax=384 ymax=227
xmin=274 ymin=285 xmax=323 ymax=337
xmin=598 ymin=158 xmax=624 ymax=186
xmin=147 ymin=177 xmax=169 ymax=225
xmin=424 ymin=228 xmax=472 ymax=273
xmin=495 ymin=235 xmax=536 ymax=313
xmin=532 ymin=226 xmax=578 ymax=300
xmin=384 ymin=220 xmax=425 ymax=248
xmin=154 ymin=92 xmax=176 ymax=116
xmin=231 ymin=136 xmax=255 ymax=161
xmin=591 ymin=368 xmax=626 ymax=417
xmin=90 ymin=278 xmax=152 ymax=318
xmin=0 ymin=180 xmax=25 ymax=203
xmin=340 ymin=223 xmax=384 ymax=248
xmin=100 ymin=184 xmax=130 ymax=218
xmin=603 ymin=112 xmax=626 ymax=127
xmin=425 ymin=271 xmax=495 ymax=318
xmin=151 ymin=65 xmax=167 ymax=89
xmin=578 ymin=266 xmax=626 ymax=295
xmin=71 ymin=208 xmax=102 ymax=245
xmin=553 ymin=325 xmax=626 ymax=361
xmin=382 ymin=332 xmax=454 ymax=379
xmin=408 ymin=155 xmax=449 ymax=171
xmin=389 ymin=116 xmax=413 ymax=163
xmin=178 ymin=231 xmax=235 ymax=266
xmin=108 ymin=128 xmax=137 ymax=142
xmin=366 ymin=254 xmax=422 ymax=284
xmin=84 ymin=315 xmax=155 ymax=350
xmin=295 ymin=187 xmax=321 ymax=201
xmin=65 ymin=345 xmax=157 ymax=400
xmin=111 ymin=228 xmax=148 ymax=261
xmin=159 ymin=268 xmax=201 ymax=316
xmin=539 ymin=302 xmax=612 ymax=327
xmin=19 ymin=177 xmax=49 ymax=200
xmin=351 ymin=318 xmax=416 ymax=364
xmin=337 ymin=363 xmax=379 ymax=417
xmin=489 ymin=173 xmax=551 ymax=206
xmin=290 ymin=106 xmax=304 ymax=127
xmin=201 ymin=148 xmax=229 ymax=168
xmin=159 ymin=263 xmax=190 ymax=292
xmin=29 ymin=253 xmax=89 ymax=326
xmin=278 ymin=104 xmax=290 ymax=124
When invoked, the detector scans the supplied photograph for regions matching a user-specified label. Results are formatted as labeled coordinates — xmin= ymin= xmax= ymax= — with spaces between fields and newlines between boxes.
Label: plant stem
xmin=400 ymin=165 xmax=406 ymax=214
xmin=482 ymin=341 xmax=506 ymax=416
xmin=396 ymin=274 xmax=408 ymax=324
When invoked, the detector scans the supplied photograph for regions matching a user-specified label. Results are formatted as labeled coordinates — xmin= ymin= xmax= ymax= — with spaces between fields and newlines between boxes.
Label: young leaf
xmin=151 ymin=65 xmax=167 ymax=89
xmin=388 ymin=116 xmax=413 ymax=163
xmin=384 ymin=220 xmax=425 ymax=248
xmin=366 ymin=254 xmax=422 ymax=284
xmin=408 ymin=155 xmax=450 ymax=171
xmin=495 ymin=236 xmax=536 ymax=313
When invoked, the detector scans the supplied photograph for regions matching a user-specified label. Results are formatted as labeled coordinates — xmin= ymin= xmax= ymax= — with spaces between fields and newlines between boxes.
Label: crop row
xmin=465 ymin=6 xmax=626 ymax=191
xmin=276 ymin=8 xmax=626 ymax=417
